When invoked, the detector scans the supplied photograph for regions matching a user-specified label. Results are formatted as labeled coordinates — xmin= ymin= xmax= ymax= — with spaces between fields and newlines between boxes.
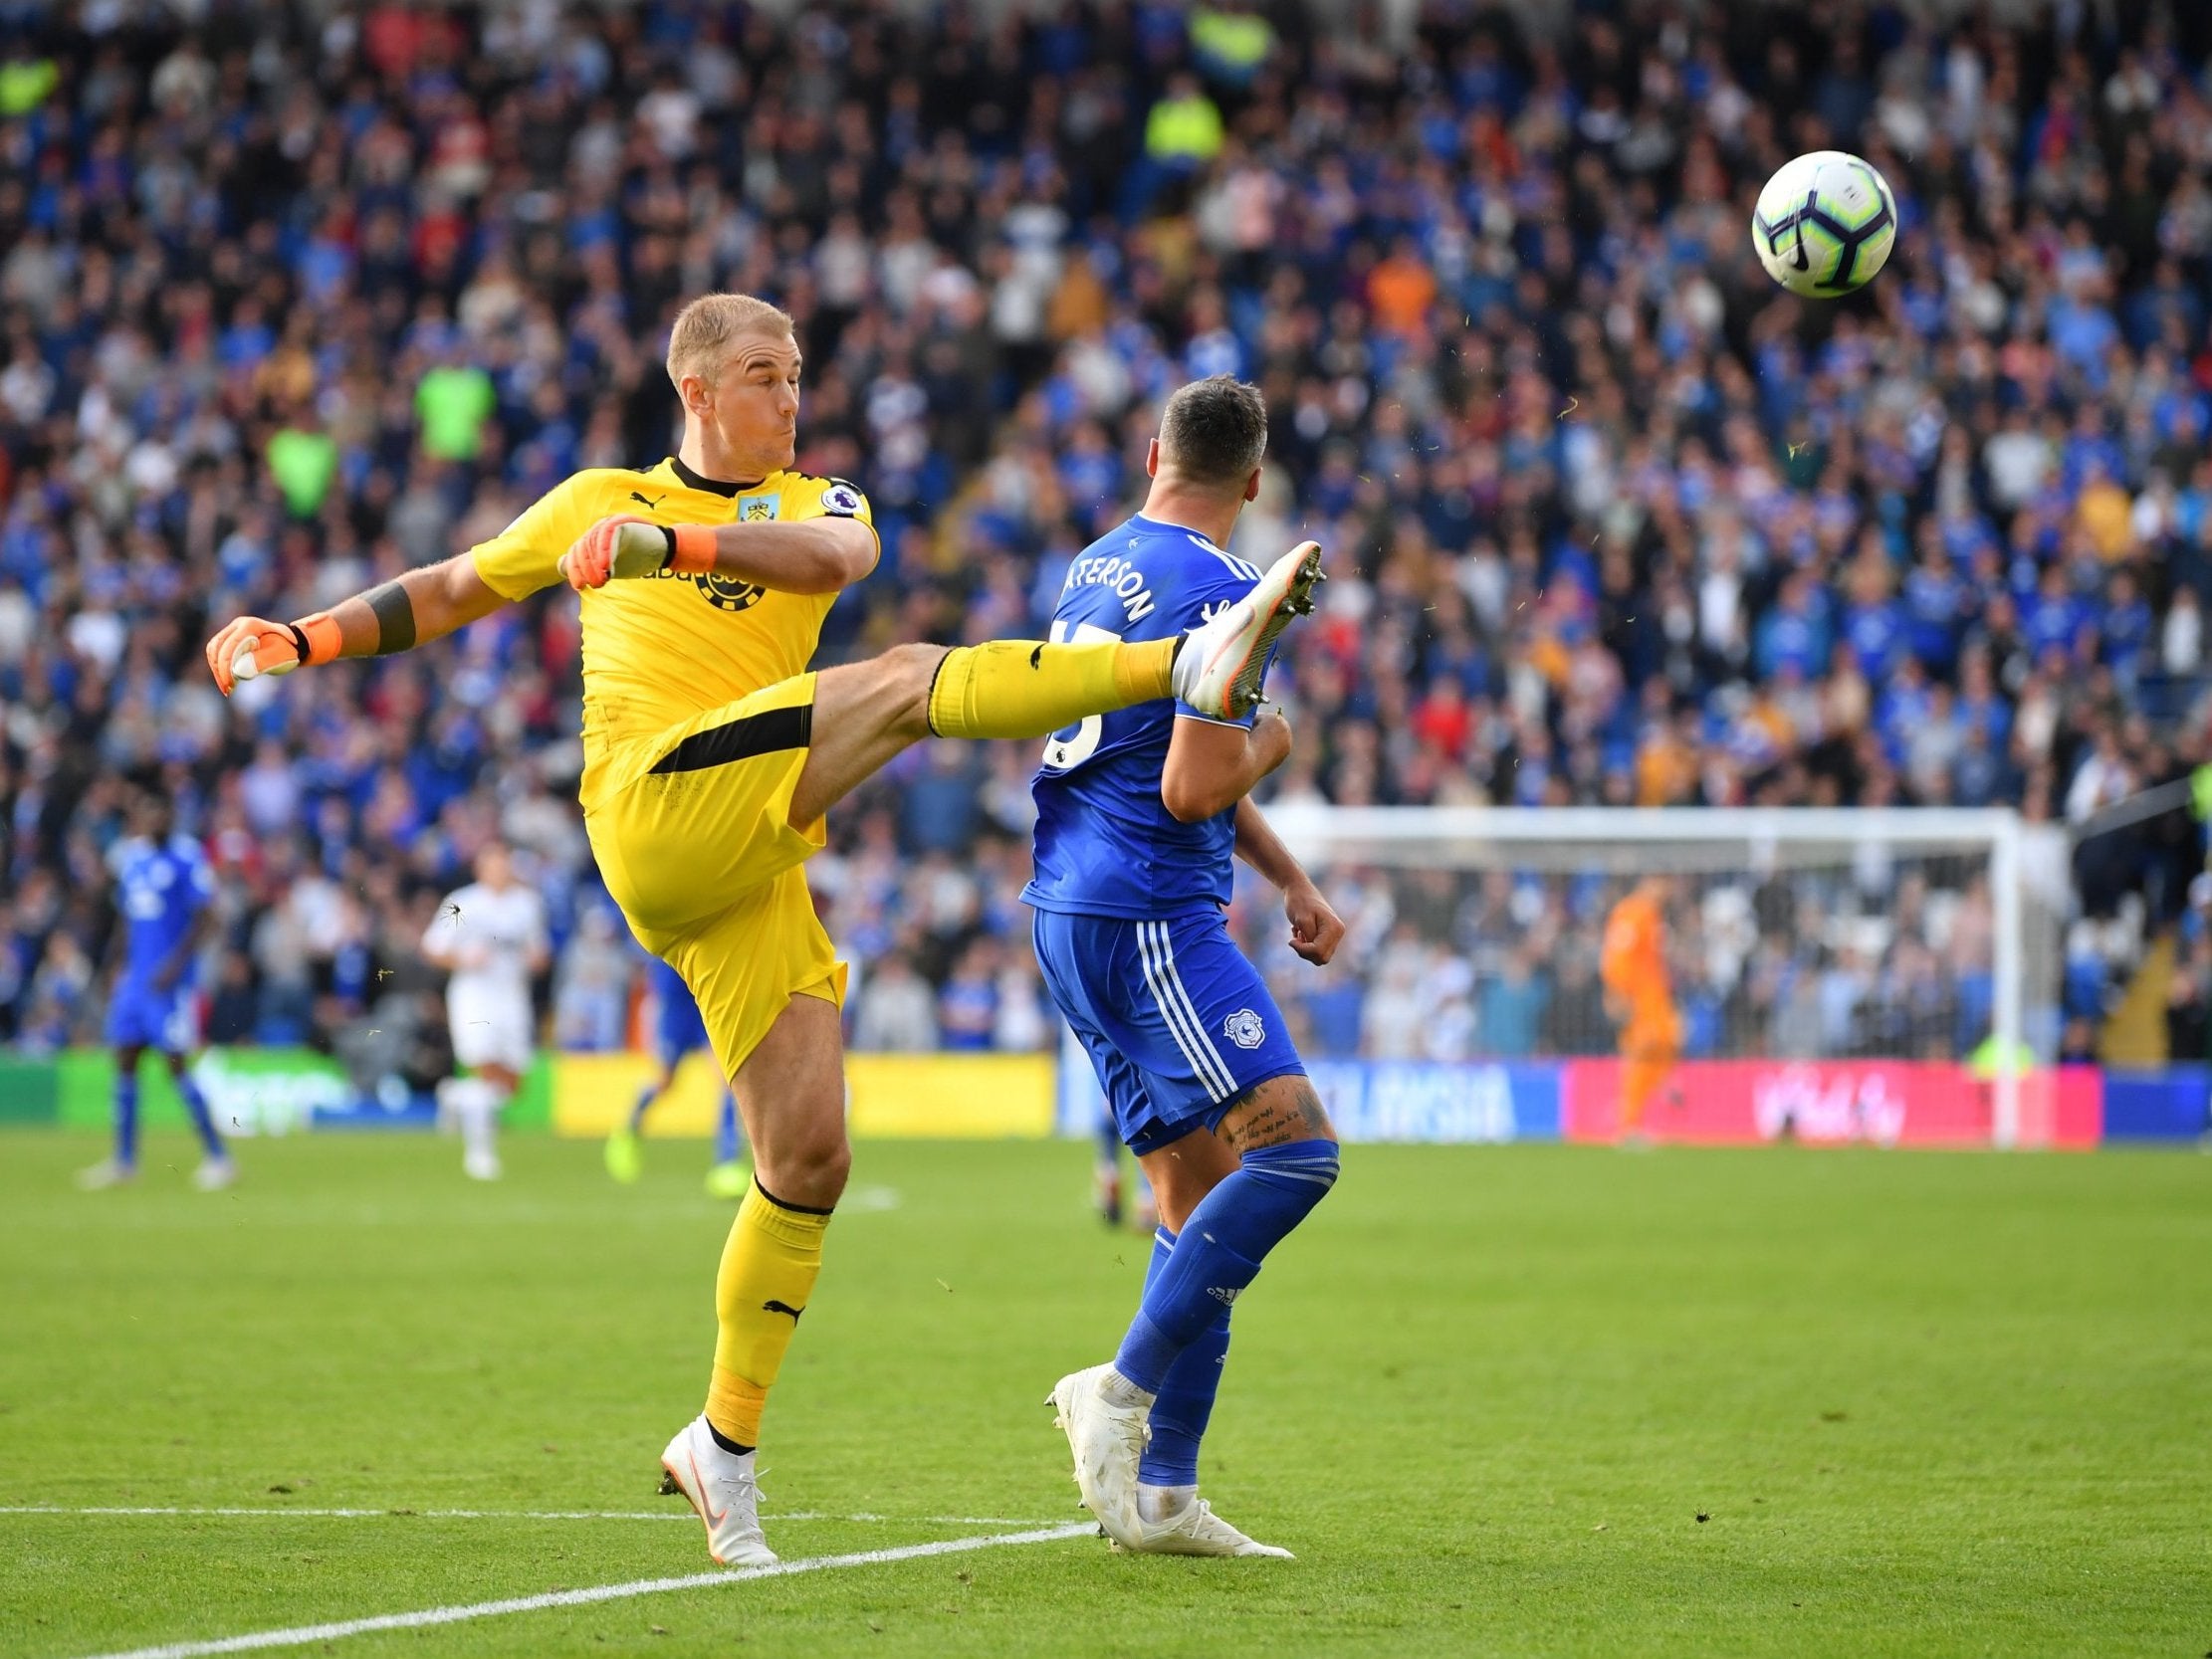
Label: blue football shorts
xmin=106 ymin=977 xmax=196 ymax=1052
xmin=1032 ymin=906 xmax=1305 ymax=1156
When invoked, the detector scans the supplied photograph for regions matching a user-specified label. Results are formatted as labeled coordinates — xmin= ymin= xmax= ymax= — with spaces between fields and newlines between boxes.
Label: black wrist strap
xmin=283 ymin=621 xmax=314 ymax=663
xmin=657 ymin=523 xmax=677 ymax=570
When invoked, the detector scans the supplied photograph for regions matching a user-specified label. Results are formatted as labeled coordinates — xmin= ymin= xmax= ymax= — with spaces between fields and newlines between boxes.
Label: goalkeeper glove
xmin=205 ymin=612 xmax=342 ymax=696
xmin=559 ymin=516 xmax=716 ymax=591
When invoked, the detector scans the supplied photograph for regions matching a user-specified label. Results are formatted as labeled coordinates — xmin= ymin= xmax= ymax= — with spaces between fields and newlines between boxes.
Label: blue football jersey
xmin=1025 ymin=514 xmax=1266 ymax=920
xmin=109 ymin=834 xmax=214 ymax=985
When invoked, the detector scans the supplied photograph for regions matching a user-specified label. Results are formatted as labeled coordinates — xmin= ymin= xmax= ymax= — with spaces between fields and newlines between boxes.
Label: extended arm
xmin=559 ymin=515 xmax=876 ymax=596
xmin=205 ymin=556 xmax=509 ymax=695
xmin=1233 ymin=796 xmax=1345 ymax=966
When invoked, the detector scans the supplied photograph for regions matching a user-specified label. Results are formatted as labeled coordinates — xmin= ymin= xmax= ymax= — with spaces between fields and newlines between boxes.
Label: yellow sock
xmin=926 ymin=638 xmax=1176 ymax=739
xmin=704 ymin=1181 xmax=830 ymax=1446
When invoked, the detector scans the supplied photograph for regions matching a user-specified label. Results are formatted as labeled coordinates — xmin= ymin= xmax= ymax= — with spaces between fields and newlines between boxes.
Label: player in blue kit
xmin=605 ymin=954 xmax=750 ymax=1197
xmin=78 ymin=785 xmax=235 ymax=1191
xmin=1033 ymin=378 xmax=1341 ymax=1557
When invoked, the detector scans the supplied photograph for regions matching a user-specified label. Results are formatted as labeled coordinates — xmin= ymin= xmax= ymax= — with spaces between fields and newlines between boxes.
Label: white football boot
xmin=1171 ymin=540 xmax=1324 ymax=721
xmin=1120 ymin=1496 xmax=1295 ymax=1558
xmin=1047 ymin=1363 xmax=1152 ymax=1548
xmin=75 ymin=1159 xmax=136 ymax=1190
xmin=192 ymin=1156 xmax=236 ymax=1192
xmin=659 ymin=1414 xmax=776 ymax=1567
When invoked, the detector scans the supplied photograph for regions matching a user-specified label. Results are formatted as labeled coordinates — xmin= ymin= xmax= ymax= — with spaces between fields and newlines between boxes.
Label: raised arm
xmin=205 ymin=555 xmax=509 ymax=696
xmin=558 ymin=513 xmax=876 ymax=597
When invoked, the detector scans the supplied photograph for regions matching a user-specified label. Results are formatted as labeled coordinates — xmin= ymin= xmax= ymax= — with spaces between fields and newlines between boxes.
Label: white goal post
xmin=1262 ymin=805 xmax=2069 ymax=1148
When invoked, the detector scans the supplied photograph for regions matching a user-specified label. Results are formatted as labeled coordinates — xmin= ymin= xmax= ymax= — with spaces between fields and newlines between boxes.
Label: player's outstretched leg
xmin=786 ymin=540 xmax=1322 ymax=828
xmin=1051 ymin=1075 xmax=1337 ymax=1552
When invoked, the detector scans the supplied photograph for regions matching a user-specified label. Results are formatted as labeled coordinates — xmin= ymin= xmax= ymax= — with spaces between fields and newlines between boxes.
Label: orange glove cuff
xmin=667 ymin=522 xmax=718 ymax=575
xmin=295 ymin=613 xmax=344 ymax=666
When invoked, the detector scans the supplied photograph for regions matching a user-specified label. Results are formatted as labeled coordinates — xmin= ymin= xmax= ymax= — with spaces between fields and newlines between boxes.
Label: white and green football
xmin=1751 ymin=150 xmax=1897 ymax=298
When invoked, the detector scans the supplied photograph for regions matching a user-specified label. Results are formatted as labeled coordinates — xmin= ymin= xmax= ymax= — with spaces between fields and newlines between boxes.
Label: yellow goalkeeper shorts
xmin=585 ymin=672 xmax=846 ymax=1078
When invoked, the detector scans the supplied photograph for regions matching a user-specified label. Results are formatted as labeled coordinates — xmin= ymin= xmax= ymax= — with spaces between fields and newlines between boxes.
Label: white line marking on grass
xmin=70 ymin=1522 xmax=1095 ymax=1659
xmin=0 ymin=1506 xmax=1058 ymax=1526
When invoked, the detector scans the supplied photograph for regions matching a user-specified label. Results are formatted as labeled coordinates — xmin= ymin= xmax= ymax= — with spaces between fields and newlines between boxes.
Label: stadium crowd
xmin=5 ymin=0 xmax=2212 ymax=1077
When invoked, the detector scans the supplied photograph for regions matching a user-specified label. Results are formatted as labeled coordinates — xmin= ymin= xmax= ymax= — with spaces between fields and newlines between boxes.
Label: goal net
xmin=1226 ymin=806 xmax=2078 ymax=1149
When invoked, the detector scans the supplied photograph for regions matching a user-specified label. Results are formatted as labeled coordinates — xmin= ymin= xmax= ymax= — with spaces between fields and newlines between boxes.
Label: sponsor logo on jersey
xmin=1223 ymin=1008 xmax=1266 ymax=1049
xmin=738 ymin=494 xmax=779 ymax=521
xmin=693 ymin=573 xmax=766 ymax=612
xmin=820 ymin=480 xmax=864 ymax=517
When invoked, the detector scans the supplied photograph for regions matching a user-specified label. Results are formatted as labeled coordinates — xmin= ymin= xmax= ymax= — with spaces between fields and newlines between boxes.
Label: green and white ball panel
xmin=1751 ymin=150 xmax=1897 ymax=298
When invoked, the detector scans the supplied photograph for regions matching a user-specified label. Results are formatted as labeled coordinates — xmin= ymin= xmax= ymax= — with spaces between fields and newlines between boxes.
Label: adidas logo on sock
xmin=1206 ymin=1286 xmax=1241 ymax=1307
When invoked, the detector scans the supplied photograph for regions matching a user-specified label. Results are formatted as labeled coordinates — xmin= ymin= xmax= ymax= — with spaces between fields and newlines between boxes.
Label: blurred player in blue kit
xmin=606 ymin=954 xmax=750 ymax=1196
xmin=1032 ymin=378 xmax=1339 ymax=1557
xmin=79 ymin=785 xmax=234 ymax=1191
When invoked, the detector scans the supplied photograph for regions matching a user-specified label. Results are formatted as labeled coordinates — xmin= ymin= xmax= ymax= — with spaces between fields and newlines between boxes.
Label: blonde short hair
xmin=665 ymin=293 xmax=795 ymax=389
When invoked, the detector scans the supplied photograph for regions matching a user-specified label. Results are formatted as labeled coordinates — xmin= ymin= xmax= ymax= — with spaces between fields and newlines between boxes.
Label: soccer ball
xmin=1751 ymin=151 xmax=1897 ymax=298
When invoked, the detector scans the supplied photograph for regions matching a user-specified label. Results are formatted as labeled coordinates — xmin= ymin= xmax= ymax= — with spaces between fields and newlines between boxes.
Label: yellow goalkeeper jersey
xmin=469 ymin=458 xmax=875 ymax=803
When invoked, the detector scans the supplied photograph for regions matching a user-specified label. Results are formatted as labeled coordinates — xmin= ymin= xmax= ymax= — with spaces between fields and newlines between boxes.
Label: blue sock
xmin=176 ymin=1070 xmax=225 ymax=1158
xmin=628 ymin=1082 xmax=657 ymax=1134
xmin=714 ymin=1093 xmax=742 ymax=1165
xmin=1136 ymin=1225 xmax=1229 ymax=1489
xmin=113 ymin=1070 xmax=139 ymax=1168
xmin=1113 ymin=1138 xmax=1338 ymax=1395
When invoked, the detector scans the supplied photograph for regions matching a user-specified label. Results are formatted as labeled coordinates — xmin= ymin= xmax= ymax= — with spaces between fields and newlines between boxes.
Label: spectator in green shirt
xmin=416 ymin=356 xmax=497 ymax=463
xmin=1192 ymin=4 xmax=1274 ymax=90
xmin=1144 ymin=72 xmax=1224 ymax=168
xmin=266 ymin=411 xmax=338 ymax=519
xmin=0 ymin=51 xmax=57 ymax=116
xmin=1130 ymin=72 xmax=1225 ymax=219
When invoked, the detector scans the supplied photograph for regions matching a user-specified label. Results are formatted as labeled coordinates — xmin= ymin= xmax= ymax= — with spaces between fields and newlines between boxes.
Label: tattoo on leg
xmin=1219 ymin=1079 xmax=1331 ymax=1152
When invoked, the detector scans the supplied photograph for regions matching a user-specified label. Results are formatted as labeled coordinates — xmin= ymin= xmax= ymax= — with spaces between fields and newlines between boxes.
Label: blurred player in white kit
xmin=420 ymin=843 xmax=549 ymax=1179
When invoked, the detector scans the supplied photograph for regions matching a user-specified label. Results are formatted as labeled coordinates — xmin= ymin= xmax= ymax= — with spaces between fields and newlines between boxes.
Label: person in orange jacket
xmin=1602 ymin=876 xmax=1683 ymax=1141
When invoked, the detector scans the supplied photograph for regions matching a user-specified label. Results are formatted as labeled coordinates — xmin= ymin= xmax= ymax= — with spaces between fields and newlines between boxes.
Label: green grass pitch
xmin=3 ymin=1131 xmax=2208 ymax=1657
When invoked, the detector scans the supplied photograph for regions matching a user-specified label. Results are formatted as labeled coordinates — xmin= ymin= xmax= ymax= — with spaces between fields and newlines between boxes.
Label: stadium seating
xmin=3 ymin=1 xmax=2211 ymax=1070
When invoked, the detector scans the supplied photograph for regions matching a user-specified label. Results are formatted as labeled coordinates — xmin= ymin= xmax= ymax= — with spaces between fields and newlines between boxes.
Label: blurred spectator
xmin=853 ymin=951 xmax=939 ymax=1052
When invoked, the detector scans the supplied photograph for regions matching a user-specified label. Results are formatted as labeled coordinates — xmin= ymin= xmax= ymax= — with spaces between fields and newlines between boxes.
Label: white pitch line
xmin=70 ymin=1522 xmax=1095 ymax=1659
xmin=0 ymin=1505 xmax=1056 ymax=1526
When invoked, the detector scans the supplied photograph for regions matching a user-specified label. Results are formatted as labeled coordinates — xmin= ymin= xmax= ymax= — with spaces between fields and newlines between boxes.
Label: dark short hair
xmin=1158 ymin=376 xmax=1267 ymax=486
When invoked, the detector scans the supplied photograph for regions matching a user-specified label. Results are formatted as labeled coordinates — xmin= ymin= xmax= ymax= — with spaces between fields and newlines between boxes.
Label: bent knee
xmin=881 ymin=642 xmax=950 ymax=736
xmin=1242 ymin=1137 xmax=1340 ymax=1198
xmin=757 ymin=1139 xmax=849 ymax=1210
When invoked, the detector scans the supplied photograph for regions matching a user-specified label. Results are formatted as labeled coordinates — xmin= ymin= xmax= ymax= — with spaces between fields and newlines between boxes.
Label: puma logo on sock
xmin=763 ymin=1300 xmax=804 ymax=1323
xmin=1029 ymin=644 xmax=1044 ymax=669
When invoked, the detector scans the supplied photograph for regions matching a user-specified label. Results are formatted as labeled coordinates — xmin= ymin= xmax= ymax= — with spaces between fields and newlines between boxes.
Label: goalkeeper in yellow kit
xmin=204 ymin=293 xmax=1322 ymax=1567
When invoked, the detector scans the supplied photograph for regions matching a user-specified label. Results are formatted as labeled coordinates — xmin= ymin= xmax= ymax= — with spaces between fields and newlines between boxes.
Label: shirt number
xmin=1039 ymin=619 xmax=1123 ymax=771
